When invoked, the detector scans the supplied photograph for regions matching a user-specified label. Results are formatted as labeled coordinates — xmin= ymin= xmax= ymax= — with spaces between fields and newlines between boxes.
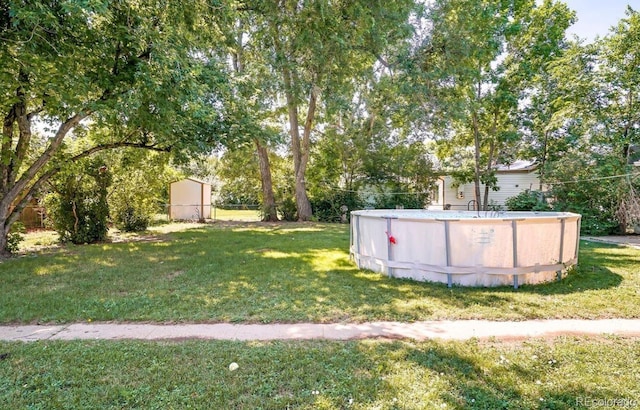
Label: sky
xmin=563 ymin=0 xmax=638 ymax=41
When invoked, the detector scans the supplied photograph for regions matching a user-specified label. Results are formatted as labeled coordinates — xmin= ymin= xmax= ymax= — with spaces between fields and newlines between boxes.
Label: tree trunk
xmin=0 ymin=206 xmax=10 ymax=258
xmin=471 ymin=111 xmax=483 ymax=211
xmin=295 ymin=85 xmax=318 ymax=221
xmin=539 ymin=130 xmax=549 ymax=191
xmin=229 ymin=29 xmax=278 ymax=222
xmin=254 ymin=139 xmax=279 ymax=222
xmin=281 ymin=64 xmax=314 ymax=221
xmin=0 ymin=235 xmax=9 ymax=258
xmin=295 ymin=170 xmax=312 ymax=220
xmin=483 ymin=139 xmax=496 ymax=211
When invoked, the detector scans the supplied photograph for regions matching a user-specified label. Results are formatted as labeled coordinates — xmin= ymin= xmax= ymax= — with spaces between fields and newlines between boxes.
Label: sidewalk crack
xmin=45 ymin=324 xmax=71 ymax=340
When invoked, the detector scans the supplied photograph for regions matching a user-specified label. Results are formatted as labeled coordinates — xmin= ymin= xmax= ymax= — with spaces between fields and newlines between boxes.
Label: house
xmin=169 ymin=178 xmax=212 ymax=221
xmin=430 ymin=160 xmax=546 ymax=210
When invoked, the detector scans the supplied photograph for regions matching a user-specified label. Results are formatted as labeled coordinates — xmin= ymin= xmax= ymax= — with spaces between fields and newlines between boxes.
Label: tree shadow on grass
xmin=393 ymin=340 xmax=630 ymax=410
xmin=578 ymin=240 xmax=640 ymax=268
xmin=375 ymin=239 xmax=627 ymax=313
xmin=2 ymin=337 xmax=634 ymax=409
xmin=0 ymin=224 xmax=634 ymax=324
xmin=376 ymin=262 xmax=624 ymax=319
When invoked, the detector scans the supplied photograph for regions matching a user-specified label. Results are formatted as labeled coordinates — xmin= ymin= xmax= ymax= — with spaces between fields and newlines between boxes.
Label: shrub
xmin=6 ymin=222 xmax=25 ymax=253
xmin=374 ymin=192 xmax=428 ymax=209
xmin=278 ymin=197 xmax=297 ymax=222
xmin=553 ymin=203 xmax=619 ymax=236
xmin=505 ymin=190 xmax=551 ymax=211
xmin=114 ymin=205 xmax=150 ymax=232
xmin=46 ymin=161 xmax=111 ymax=244
xmin=311 ymin=191 xmax=364 ymax=223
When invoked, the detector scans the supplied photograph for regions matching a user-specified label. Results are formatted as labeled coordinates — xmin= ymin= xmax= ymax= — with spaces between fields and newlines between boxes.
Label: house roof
xmin=437 ymin=160 xmax=538 ymax=176
xmin=495 ymin=160 xmax=538 ymax=172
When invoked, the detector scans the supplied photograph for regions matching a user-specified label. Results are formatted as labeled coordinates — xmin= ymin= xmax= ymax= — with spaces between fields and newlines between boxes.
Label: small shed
xmin=169 ymin=178 xmax=212 ymax=221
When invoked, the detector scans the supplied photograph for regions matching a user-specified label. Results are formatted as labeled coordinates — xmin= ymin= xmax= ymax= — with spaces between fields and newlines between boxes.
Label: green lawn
xmin=1 ymin=222 xmax=639 ymax=324
xmin=1 ymin=336 xmax=638 ymax=409
xmin=2 ymin=223 xmax=639 ymax=409
xmin=211 ymin=207 xmax=262 ymax=221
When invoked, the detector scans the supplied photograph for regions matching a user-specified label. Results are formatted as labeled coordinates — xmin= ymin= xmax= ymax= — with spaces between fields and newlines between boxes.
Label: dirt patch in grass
xmin=166 ymin=270 xmax=185 ymax=280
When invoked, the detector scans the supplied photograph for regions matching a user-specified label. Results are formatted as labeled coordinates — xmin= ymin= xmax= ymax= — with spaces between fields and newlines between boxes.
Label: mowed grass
xmin=0 ymin=223 xmax=639 ymax=324
xmin=1 ymin=336 xmax=638 ymax=409
xmin=211 ymin=208 xmax=262 ymax=221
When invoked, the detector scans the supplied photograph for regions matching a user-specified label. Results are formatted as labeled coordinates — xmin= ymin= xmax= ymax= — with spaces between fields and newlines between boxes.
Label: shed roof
xmin=170 ymin=177 xmax=212 ymax=186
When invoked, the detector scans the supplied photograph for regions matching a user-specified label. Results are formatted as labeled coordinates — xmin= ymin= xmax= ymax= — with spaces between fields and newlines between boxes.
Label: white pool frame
xmin=350 ymin=210 xmax=582 ymax=288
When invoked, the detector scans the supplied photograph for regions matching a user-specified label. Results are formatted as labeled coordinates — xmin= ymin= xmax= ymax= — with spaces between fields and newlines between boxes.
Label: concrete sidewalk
xmin=582 ymin=235 xmax=640 ymax=249
xmin=2 ymin=319 xmax=640 ymax=342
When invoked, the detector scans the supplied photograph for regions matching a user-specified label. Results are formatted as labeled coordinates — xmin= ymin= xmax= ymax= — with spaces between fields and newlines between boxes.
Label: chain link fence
xmin=159 ymin=203 xmax=263 ymax=222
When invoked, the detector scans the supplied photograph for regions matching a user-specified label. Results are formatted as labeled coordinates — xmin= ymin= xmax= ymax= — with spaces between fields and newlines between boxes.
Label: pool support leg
xmin=512 ymin=220 xmax=519 ymax=289
xmin=557 ymin=218 xmax=566 ymax=282
xmin=444 ymin=220 xmax=452 ymax=288
xmin=386 ymin=217 xmax=393 ymax=278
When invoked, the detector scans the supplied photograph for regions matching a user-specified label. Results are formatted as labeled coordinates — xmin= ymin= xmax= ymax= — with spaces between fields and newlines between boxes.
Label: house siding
xmin=489 ymin=172 xmax=541 ymax=205
xmin=431 ymin=170 xmax=544 ymax=210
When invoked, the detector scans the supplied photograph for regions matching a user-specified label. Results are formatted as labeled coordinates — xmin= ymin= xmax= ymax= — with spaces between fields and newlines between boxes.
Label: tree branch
xmin=375 ymin=53 xmax=392 ymax=69
xmin=2 ymin=111 xmax=91 ymax=211
xmin=26 ymin=105 xmax=45 ymax=121
xmin=5 ymin=141 xmax=171 ymax=229
xmin=1 ymin=104 xmax=17 ymax=190
xmin=69 ymin=141 xmax=171 ymax=162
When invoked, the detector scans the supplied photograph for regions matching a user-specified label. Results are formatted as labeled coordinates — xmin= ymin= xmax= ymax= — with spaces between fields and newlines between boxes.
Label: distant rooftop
xmin=495 ymin=160 xmax=538 ymax=172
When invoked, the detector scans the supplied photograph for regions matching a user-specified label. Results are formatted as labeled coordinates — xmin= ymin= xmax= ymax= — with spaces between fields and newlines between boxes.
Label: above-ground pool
xmin=350 ymin=210 xmax=581 ymax=288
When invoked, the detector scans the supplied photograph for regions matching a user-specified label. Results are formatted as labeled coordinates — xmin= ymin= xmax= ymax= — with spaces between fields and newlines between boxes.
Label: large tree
xmin=0 ymin=0 xmax=230 ymax=255
xmin=544 ymin=7 xmax=640 ymax=233
xmin=307 ymin=74 xmax=438 ymax=209
xmin=417 ymin=0 xmax=574 ymax=210
xmin=601 ymin=7 xmax=640 ymax=230
xmin=252 ymin=0 xmax=417 ymax=220
xmin=225 ymin=14 xmax=283 ymax=221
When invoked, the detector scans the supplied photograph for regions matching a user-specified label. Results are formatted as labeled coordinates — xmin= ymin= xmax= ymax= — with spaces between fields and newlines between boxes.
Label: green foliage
xmin=310 ymin=191 xmax=363 ymax=223
xmin=278 ymin=197 xmax=298 ymax=222
xmin=6 ymin=222 xmax=25 ymax=254
xmin=249 ymin=0 xmax=419 ymax=220
xmin=421 ymin=0 xmax=575 ymax=210
xmin=217 ymin=146 xmax=261 ymax=206
xmin=372 ymin=188 xmax=429 ymax=210
xmin=546 ymin=155 xmax=622 ymax=235
xmin=551 ymin=188 xmax=620 ymax=236
xmin=533 ymin=8 xmax=640 ymax=234
xmin=114 ymin=206 xmax=150 ymax=233
xmin=505 ymin=191 xmax=551 ymax=212
xmin=46 ymin=160 xmax=112 ymax=244
xmin=565 ymin=207 xmax=619 ymax=236
xmin=106 ymin=149 xmax=174 ymax=232
xmin=0 ymin=0 xmax=235 ymax=257
xmin=216 ymin=144 xmax=297 ymax=221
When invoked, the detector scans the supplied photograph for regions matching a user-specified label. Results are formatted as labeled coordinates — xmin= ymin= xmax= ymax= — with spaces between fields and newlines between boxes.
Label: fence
xmin=162 ymin=203 xmax=262 ymax=222
xmin=15 ymin=205 xmax=46 ymax=229
xmin=14 ymin=203 xmax=264 ymax=230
